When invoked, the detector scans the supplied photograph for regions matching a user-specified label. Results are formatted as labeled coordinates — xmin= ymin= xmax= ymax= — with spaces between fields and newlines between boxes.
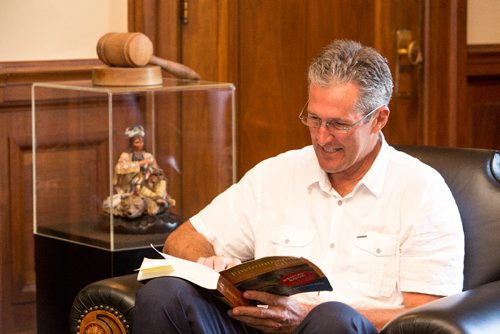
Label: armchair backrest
xmin=396 ymin=146 xmax=500 ymax=290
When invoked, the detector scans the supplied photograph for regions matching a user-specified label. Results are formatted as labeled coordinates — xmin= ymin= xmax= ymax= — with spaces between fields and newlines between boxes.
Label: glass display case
xmin=32 ymin=79 xmax=236 ymax=251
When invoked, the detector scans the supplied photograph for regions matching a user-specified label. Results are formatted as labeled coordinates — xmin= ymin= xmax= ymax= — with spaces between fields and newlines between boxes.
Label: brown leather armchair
xmin=70 ymin=146 xmax=500 ymax=334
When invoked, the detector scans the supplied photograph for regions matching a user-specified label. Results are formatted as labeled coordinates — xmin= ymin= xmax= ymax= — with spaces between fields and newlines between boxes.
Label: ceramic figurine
xmin=103 ymin=125 xmax=175 ymax=220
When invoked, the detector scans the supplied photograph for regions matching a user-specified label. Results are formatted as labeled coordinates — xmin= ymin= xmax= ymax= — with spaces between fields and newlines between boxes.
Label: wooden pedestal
xmin=34 ymin=235 xmax=162 ymax=334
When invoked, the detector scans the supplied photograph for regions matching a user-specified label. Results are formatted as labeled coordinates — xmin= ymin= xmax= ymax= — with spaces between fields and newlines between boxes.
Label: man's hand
xmin=196 ymin=255 xmax=242 ymax=272
xmin=228 ymin=291 xmax=312 ymax=333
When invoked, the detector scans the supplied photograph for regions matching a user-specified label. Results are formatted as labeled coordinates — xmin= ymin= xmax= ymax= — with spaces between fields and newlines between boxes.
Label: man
xmin=133 ymin=40 xmax=464 ymax=333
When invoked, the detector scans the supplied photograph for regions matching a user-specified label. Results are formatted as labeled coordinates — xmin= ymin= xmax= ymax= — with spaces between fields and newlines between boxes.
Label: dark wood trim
xmin=0 ymin=59 xmax=99 ymax=104
xmin=467 ymin=44 xmax=500 ymax=77
xmin=8 ymin=134 xmax=35 ymax=305
xmin=422 ymin=0 xmax=467 ymax=146
xmin=0 ymin=59 xmax=99 ymax=80
xmin=1 ymin=58 xmax=100 ymax=332
xmin=466 ymin=44 xmax=500 ymax=149
xmin=127 ymin=0 xmax=181 ymax=64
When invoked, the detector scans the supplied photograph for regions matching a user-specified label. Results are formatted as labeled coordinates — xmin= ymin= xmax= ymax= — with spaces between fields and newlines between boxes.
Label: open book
xmin=137 ymin=246 xmax=333 ymax=307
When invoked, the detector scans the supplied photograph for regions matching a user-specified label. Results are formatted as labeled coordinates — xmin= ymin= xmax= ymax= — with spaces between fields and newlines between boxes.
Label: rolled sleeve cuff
xmin=400 ymin=260 xmax=464 ymax=296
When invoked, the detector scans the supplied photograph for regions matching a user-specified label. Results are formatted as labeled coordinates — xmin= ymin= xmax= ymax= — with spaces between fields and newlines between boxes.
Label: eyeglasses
xmin=298 ymin=102 xmax=384 ymax=132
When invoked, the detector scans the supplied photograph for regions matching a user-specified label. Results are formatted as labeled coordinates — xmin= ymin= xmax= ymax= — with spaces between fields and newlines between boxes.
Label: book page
xmin=136 ymin=258 xmax=174 ymax=281
xmin=138 ymin=245 xmax=220 ymax=289
xmin=139 ymin=246 xmax=332 ymax=300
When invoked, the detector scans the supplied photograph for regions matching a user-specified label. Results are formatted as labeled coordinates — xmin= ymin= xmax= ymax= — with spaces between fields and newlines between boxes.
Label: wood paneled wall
xmin=0 ymin=60 xmax=97 ymax=333
xmin=0 ymin=1 xmax=499 ymax=333
xmin=465 ymin=45 xmax=500 ymax=149
xmin=130 ymin=0 xmax=476 ymax=177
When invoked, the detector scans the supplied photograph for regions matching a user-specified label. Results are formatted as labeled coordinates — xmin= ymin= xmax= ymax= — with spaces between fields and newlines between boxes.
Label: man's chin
xmin=320 ymin=165 xmax=344 ymax=174
xmin=316 ymin=151 xmax=344 ymax=169
xmin=317 ymin=158 xmax=345 ymax=174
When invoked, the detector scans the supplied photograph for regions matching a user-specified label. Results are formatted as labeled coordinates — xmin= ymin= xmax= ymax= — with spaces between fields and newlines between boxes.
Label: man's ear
xmin=372 ymin=106 xmax=390 ymax=132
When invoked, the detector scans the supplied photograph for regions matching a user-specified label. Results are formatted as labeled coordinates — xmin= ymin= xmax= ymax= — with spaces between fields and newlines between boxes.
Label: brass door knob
xmin=398 ymin=40 xmax=423 ymax=65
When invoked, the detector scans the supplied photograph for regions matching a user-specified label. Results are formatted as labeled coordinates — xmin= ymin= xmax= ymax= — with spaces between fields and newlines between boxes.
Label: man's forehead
xmin=308 ymin=83 xmax=360 ymax=110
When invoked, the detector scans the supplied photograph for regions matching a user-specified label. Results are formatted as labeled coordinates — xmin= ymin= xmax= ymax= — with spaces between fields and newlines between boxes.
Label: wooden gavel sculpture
xmin=96 ymin=32 xmax=200 ymax=80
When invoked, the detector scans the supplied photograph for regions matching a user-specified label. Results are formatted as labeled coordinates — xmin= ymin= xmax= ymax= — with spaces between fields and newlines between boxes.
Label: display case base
xmin=34 ymin=234 xmax=164 ymax=334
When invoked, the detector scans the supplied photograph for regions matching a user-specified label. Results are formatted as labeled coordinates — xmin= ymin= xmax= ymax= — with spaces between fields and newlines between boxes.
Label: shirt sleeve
xmin=399 ymin=168 xmax=464 ymax=296
xmin=190 ymin=165 xmax=263 ymax=261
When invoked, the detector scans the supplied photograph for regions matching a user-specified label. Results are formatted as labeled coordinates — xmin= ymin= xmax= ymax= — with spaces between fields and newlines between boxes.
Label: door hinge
xmin=182 ymin=0 xmax=189 ymax=24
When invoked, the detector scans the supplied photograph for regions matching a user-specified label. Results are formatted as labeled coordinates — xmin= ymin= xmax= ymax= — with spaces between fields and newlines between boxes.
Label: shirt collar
xmin=301 ymin=147 xmax=329 ymax=191
xmin=357 ymin=133 xmax=390 ymax=198
xmin=306 ymin=133 xmax=391 ymax=198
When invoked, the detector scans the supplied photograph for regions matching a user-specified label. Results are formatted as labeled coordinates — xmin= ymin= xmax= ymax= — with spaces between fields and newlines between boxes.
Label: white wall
xmin=0 ymin=0 xmax=498 ymax=62
xmin=0 ymin=0 xmax=127 ymax=61
xmin=467 ymin=0 xmax=500 ymax=44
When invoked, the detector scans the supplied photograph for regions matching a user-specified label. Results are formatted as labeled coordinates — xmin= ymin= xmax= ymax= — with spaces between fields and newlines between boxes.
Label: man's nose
xmin=315 ymin=124 xmax=333 ymax=145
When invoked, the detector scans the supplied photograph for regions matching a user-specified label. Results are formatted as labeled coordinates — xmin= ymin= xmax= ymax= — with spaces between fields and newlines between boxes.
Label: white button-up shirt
xmin=191 ymin=137 xmax=464 ymax=309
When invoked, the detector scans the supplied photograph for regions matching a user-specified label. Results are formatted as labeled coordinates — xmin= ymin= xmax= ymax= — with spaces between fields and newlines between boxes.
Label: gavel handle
xmin=149 ymin=56 xmax=201 ymax=80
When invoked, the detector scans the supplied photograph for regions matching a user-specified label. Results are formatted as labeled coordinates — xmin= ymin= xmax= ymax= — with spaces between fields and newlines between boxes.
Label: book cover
xmin=137 ymin=247 xmax=332 ymax=307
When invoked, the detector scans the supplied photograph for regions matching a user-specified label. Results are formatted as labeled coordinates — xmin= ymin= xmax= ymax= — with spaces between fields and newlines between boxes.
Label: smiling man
xmin=304 ymin=81 xmax=388 ymax=197
xmin=133 ymin=40 xmax=464 ymax=334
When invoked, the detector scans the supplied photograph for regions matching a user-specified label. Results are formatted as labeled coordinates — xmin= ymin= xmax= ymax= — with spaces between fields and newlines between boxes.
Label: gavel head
xmin=96 ymin=32 xmax=153 ymax=67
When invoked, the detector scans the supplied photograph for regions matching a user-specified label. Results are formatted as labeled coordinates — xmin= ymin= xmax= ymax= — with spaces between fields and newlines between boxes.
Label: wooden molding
xmin=8 ymin=135 xmax=36 ymax=304
xmin=466 ymin=44 xmax=500 ymax=149
xmin=0 ymin=59 xmax=100 ymax=104
xmin=422 ymin=0 xmax=468 ymax=147
xmin=467 ymin=44 xmax=500 ymax=77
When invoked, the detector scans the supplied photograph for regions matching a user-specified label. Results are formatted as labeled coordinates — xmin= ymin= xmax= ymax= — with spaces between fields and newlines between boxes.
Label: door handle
xmin=395 ymin=30 xmax=423 ymax=97
xmin=399 ymin=40 xmax=423 ymax=65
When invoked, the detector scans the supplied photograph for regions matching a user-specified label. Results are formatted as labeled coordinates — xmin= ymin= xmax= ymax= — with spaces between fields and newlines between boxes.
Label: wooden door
xmin=375 ymin=0 xmax=425 ymax=146
xmin=134 ymin=0 xmax=467 ymax=175
xmin=235 ymin=1 xmax=379 ymax=175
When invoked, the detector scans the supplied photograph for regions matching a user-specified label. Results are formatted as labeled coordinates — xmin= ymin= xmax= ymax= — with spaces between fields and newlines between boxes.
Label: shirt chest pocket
xmin=268 ymin=226 xmax=315 ymax=258
xmin=348 ymin=232 xmax=399 ymax=297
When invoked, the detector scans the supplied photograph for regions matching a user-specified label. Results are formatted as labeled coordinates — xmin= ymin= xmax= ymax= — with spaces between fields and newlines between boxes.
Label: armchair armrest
xmin=381 ymin=280 xmax=500 ymax=334
xmin=69 ymin=275 xmax=500 ymax=334
xmin=70 ymin=274 xmax=143 ymax=334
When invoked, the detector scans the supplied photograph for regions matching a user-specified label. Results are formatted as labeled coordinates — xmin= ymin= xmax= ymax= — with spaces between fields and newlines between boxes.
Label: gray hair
xmin=308 ymin=40 xmax=393 ymax=115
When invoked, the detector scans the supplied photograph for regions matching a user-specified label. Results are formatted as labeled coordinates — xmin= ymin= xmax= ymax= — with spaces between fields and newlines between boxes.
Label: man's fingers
xmin=243 ymin=290 xmax=282 ymax=306
xmin=214 ymin=256 xmax=227 ymax=271
xmin=196 ymin=256 xmax=241 ymax=271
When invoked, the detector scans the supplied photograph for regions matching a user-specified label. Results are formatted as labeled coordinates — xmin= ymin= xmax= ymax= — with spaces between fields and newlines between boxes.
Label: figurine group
xmin=103 ymin=125 xmax=175 ymax=219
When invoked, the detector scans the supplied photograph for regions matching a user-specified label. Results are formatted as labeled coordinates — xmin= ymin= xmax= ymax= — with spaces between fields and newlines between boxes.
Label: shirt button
xmin=376 ymin=248 xmax=381 ymax=254
xmin=329 ymin=243 xmax=335 ymax=249
xmin=284 ymin=238 xmax=290 ymax=244
xmin=337 ymin=200 xmax=342 ymax=206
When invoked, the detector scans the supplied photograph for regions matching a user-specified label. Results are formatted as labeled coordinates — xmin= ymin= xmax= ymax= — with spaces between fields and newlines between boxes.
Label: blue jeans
xmin=133 ymin=277 xmax=378 ymax=334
